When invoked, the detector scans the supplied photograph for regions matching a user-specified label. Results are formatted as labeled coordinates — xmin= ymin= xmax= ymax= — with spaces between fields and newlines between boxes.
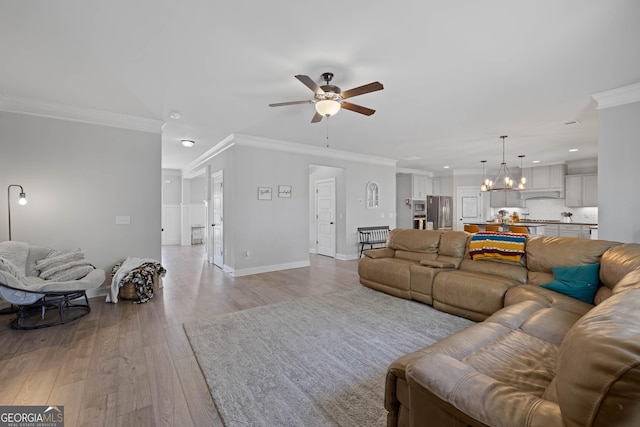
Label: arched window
xmin=366 ymin=181 xmax=379 ymax=209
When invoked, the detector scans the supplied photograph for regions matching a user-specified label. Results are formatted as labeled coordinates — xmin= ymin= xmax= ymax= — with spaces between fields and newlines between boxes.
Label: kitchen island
xmin=464 ymin=221 xmax=598 ymax=238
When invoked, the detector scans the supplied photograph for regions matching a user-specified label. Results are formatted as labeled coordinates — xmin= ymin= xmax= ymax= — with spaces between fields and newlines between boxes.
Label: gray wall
xmin=0 ymin=111 xmax=161 ymax=278
xmin=191 ymin=136 xmax=396 ymax=275
xmin=598 ymin=100 xmax=640 ymax=243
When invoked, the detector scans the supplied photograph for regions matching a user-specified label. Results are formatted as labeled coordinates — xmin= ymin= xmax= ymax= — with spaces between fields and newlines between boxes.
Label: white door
xmin=212 ymin=171 xmax=224 ymax=268
xmin=456 ymin=186 xmax=485 ymax=231
xmin=316 ymin=179 xmax=336 ymax=257
xmin=161 ymin=205 xmax=181 ymax=245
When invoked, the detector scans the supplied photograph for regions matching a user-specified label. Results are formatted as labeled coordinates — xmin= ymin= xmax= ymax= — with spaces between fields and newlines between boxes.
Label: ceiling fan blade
xmin=341 ymin=102 xmax=376 ymax=116
xmin=311 ymin=112 xmax=324 ymax=123
xmin=295 ymin=75 xmax=325 ymax=95
xmin=340 ymin=82 xmax=384 ymax=99
xmin=269 ymin=100 xmax=313 ymax=107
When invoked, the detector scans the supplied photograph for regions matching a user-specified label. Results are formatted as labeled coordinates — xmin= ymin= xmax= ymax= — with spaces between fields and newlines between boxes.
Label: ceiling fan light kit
xmin=269 ymin=72 xmax=383 ymax=123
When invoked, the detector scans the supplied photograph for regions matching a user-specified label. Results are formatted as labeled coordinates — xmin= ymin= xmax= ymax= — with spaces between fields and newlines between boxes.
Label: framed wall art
xmin=278 ymin=185 xmax=292 ymax=198
xmin=258 ymin=187 xmax=272 ymax=200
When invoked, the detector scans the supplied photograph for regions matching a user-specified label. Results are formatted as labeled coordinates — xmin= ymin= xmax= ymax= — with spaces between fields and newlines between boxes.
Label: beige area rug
xmin=183 ymin=286 xmax=474 ymax=427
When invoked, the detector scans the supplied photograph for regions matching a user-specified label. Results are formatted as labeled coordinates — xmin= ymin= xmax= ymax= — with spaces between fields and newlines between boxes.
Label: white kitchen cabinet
xmin=544 ymin=224 xmax=559 ymax=237
xmin=412 ymin=175 xmax=432 ymax=199
xmin=559 ymin=224 xmax=582 ymax=238
xmin=489 ymin=190 xmax=524 ymax=208
xmin=521 ymin=164 xmax=567 ymax=191
xmin=565 ymin=174 xmax=598 ymax=207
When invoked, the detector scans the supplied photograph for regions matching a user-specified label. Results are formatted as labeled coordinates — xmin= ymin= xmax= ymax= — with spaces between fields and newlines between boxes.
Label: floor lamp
xmin=7 ymin=184 xmax=27 ymax=241
xmin=2 ymin=185 xmax=27 ymax=314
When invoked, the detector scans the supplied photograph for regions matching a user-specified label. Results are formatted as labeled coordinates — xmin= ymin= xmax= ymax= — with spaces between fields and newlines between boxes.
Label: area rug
xmin=183 ymin=286 xmax=474 ymax=427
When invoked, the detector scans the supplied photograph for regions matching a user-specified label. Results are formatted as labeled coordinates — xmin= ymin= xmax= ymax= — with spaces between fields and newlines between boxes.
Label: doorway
xmin=315 ymin=178 xmax=336 ymax=257
xmin=212 ymin=170 xmax=224 ymax=268
xmin=456 ymin=186 xmax=486 ymax=231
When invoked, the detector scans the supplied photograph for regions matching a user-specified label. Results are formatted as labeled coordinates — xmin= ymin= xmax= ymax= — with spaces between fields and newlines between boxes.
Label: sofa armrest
xmin=406 ymin=352 xmax=564 ymax=427
xmin=363 ymin=248 xmax=394 ymax=259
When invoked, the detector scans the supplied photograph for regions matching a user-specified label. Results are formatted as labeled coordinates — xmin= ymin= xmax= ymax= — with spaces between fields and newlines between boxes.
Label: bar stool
xmin=509 ymin=226 xmax=529 ymax=234
xmin=464 ymin=224 xmax=480 ymax=233
xmin=485 ymin=225 xmax=500 ymax=232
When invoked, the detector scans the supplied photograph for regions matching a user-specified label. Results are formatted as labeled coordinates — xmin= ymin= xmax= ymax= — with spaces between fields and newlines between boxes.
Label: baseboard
xmin=337 ymin=252 xmax=360 ymax=261
xmin=229 ymin=260 xmax=311 ymax=277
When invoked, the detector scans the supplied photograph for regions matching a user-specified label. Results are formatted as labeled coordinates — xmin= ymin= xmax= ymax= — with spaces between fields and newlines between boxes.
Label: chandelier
xmin=480 ymin=135 xmax=526 ymax=192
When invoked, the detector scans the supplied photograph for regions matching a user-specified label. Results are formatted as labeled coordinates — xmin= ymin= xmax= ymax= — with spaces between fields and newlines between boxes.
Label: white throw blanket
xmin=106 ymin=257 xmax=161 ymax=303
xmin=0 ymin=241 xmax=29 ymax=274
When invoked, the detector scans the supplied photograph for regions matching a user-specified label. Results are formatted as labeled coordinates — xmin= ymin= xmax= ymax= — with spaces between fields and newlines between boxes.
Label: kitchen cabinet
xmin=412 ymin=175 xmax=432 ymax=199
xmin=559 ymin=224 xmax=581 ymax=238
xmin=489 ymin=190 xmax=524 ymax=208
xmin=544 ymin=224 xmax=559 ymax=237
xmin=521 ymin=164 xmax=567 ymax=191
xmin=565 ymin=174 xmax=598 ymax=207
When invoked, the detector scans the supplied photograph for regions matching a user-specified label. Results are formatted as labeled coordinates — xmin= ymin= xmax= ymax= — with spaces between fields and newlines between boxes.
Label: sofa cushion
xmin=459 ymin=258 xmax=528 ymax=283
xmin=433 ymin=270 xmax=521 ymax=318
xmin=438 ymin=231 xmax=470 ymax=258
xmin=540 ymin=263 xmax=601 ymax=304
xmin=387 ymin=229 xmax=441 ymax=254
xmin=526 ymin=236 xmax=619 ymax=273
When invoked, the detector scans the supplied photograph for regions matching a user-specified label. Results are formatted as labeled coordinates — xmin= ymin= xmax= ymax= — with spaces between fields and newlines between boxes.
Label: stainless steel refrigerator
xmin=426 ymin=196 xmax=453 ymax=230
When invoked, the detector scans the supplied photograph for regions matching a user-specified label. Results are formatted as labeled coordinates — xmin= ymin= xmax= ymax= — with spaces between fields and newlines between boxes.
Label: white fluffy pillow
xmin=36 ymin=249 xmax=94 ymax=281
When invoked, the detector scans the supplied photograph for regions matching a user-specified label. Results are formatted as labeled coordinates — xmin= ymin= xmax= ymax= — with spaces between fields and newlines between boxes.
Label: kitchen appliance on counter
xmin=427 ymin=196 xmax=453 ymax=230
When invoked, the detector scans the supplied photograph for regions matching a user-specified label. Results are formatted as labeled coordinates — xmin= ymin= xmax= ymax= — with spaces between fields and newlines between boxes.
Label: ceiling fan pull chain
xmin=326 ymin=117 xmax=330 ymax=147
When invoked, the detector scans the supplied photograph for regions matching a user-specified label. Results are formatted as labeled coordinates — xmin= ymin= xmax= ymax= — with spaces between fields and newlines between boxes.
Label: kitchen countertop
xmin=465 ymin=221 xmax=598 ymax=226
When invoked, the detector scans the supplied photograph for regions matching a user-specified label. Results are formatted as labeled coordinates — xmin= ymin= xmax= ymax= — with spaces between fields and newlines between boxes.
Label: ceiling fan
xmin=269 ymin=72 xmax=384 ymax=123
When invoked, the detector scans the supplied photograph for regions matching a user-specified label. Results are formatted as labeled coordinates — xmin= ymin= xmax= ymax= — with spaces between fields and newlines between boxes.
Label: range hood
xmin=520 ymin=190 xmax=565 ymax=200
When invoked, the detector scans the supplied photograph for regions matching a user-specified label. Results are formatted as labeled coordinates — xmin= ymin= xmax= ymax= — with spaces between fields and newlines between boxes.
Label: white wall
xmin=0 ymin=111 xmax=162 ymax=279
xmin=598 ymin=99 xmax=640 ymax=243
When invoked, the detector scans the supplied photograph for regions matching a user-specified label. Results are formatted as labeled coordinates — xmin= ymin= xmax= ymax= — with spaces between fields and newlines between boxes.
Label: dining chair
xmin=509 ymin=226 xmax=529 ymax=234
xmin=464 ymin=224 xmax=480 ymax=233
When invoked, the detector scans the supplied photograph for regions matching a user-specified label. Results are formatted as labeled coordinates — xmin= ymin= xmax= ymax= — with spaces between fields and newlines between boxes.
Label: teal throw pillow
xmin=540 ymin=263 xmax=601 ymax=304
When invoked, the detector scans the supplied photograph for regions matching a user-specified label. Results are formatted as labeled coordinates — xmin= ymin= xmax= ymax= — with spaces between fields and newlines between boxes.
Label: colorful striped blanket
xmin=469 ymin=231 xmax=527 ymax=263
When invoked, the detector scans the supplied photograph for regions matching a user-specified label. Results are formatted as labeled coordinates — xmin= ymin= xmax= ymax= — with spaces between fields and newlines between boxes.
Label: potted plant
xmin=561 ymin=212 xmax=573 ymax=223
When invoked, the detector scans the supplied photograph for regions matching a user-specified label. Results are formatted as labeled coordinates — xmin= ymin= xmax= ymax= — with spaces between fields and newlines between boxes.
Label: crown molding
xmin=592 ymin=82 xmax=640 ymax=110
xmin=233 ymin=134 xmax=397 ymax=167
xmin=181 ymin=133 xmax=397 ymax=176
xmin=0 ymin=94 xmax=164 ymax=134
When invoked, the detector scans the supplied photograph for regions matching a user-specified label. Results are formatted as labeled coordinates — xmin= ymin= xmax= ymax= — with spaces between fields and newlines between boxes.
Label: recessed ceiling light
xmin=169 ymin=111 xmax=182 ymax=120
xmin=532 ymin=160 xmax=541 ymax=164
xmin=569 ymin=148 xmax=579 ymax=152
xmin=443 ymin=166 xmax=450 ymax=169
xmin=403 ymin=156 xmax=422 ymax=160
xmin=181 ymin=139 xmax=195 ymax=148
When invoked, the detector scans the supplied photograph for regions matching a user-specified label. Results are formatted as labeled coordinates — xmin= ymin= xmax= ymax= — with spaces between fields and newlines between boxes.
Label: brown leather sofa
xmin=358 ymin=230 xmax=640 ymax=426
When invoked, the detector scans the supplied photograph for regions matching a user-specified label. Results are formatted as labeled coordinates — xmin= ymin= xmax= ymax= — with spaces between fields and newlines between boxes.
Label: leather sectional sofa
xmin=358 ymin=229 xmax=640 ymax=426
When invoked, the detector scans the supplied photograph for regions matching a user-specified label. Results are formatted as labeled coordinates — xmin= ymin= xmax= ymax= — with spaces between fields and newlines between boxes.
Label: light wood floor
xmin=0 ymin=246 xmax=361 ymax=426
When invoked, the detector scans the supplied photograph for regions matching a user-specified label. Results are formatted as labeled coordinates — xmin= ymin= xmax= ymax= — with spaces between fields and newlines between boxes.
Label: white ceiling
xmin=2 ymin=1 xmax=639 ymax=173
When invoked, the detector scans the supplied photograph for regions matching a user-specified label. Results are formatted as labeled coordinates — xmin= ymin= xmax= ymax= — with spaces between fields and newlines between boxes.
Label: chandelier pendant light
xmin=480 ymin=135 xmax=526 ymax=192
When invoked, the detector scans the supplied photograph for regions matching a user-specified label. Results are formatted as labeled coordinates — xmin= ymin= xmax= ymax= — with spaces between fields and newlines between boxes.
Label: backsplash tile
xmin=491 ymin=199 xmax=598 ymax=223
